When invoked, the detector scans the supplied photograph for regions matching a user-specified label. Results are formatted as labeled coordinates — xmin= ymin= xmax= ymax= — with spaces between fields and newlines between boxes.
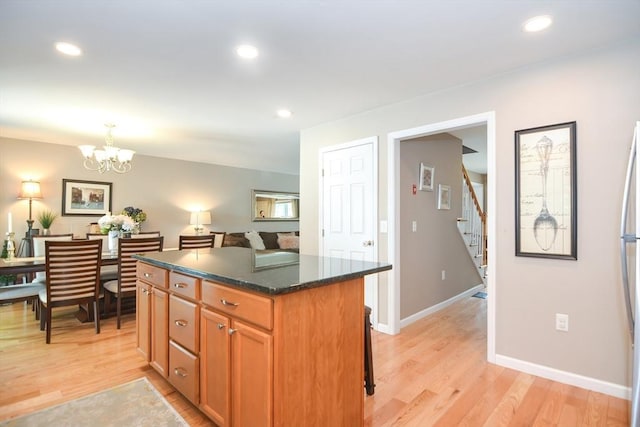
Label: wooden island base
xmin=137 ymin=259 xmax=366 ymax=427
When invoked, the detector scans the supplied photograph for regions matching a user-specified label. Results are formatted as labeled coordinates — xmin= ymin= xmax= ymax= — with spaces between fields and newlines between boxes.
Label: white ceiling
xmin=1 ymin=1 xmax=639 ymax=175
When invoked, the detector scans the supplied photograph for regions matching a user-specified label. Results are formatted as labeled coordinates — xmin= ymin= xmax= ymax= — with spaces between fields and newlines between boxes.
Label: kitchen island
xmin=134 ymin=247 xmax=391 ymax=427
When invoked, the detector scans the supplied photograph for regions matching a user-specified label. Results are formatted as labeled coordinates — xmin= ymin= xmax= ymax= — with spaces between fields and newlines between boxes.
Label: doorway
xmin=386 ymin=112 xmax=496 ymax=363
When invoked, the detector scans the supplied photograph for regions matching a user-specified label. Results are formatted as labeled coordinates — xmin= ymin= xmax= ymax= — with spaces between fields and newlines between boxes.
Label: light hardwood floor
xmin=0 ymin=296 xmax=629 ymax=426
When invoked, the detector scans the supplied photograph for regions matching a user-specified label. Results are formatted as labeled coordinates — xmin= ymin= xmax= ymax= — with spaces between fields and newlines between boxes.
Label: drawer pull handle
xmin=143 ymin=272 xmax=153 ymax=278
xmin=174 ymin=368 xmax=188 ymax=378
xmin=221 ymin=299 xmax=239 ymax=307
xmin=173 ymin=283 xmax=187 ymax=289
xmin=175 ymin=320 xmax=188 ymax=327
xmin=217 ymin=323 xmax=225 ymax=330
xmin=228 ymin=328 xmax=237 ymax=335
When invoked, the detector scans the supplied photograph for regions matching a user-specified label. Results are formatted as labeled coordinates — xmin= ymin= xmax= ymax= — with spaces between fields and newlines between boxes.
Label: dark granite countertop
xmin=134 ymin=247 xmax=392 ymax=295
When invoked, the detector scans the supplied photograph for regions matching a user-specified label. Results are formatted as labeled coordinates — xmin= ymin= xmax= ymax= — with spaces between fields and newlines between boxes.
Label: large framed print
xmin=515 ymin=121 xmax=577 ymax=260
xmin=62 ymin=179 xmax=112 ymax=216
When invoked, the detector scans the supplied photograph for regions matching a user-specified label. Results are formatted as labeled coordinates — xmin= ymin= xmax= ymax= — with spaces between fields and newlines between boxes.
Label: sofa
xmin=222 ymin=231 xmax=299 ymax=252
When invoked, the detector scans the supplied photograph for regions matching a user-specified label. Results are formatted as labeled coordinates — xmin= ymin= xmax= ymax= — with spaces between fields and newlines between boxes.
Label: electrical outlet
xmin=441 ymin=270 xmax=446 ymax=280
xmin=412 ymin=221 xmax=417 ymax=232
xmin=555 ymin=313 xmax=569 ymax=332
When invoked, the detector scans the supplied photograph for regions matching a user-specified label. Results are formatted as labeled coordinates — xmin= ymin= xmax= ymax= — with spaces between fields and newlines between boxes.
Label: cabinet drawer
xmin=137 ymin=262 xmax=168 ymax=288
xmin=202 ymin=281 xmax=273 ymax=330
xmin=169 ymin=295 xmax=199 ymax=353
xmin=169 ymin=271 xmax=200 ymax=300
xmin=169 ymin=340 xmax=199 ymax=404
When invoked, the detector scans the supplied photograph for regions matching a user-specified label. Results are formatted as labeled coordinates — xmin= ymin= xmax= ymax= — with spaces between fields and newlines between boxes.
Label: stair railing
xmin=461 ymin=165 xmax=487 ymax=267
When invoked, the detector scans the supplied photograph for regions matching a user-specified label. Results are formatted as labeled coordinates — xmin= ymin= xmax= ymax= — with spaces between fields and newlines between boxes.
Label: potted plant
xmin=37 ymin=210 xmax=58 ymax=235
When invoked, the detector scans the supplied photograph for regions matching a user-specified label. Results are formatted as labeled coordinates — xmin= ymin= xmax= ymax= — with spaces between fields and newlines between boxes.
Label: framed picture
xmin=419 ymin=163 xmax=434 ymax=191
xmin=515 ymin=121 xmax=577 ymax=260
xmin=438 ymin=184 xmax=451 ymax=210
xmin=62 ymin=179 xmax=112 ymax=216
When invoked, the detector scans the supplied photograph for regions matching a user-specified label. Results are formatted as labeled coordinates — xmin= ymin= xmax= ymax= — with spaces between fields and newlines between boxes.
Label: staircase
xmin=457 ymin=165 xmax=487 ymax=285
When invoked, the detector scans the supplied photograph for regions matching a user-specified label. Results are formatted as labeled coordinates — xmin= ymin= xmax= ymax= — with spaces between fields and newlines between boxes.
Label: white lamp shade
xmin=190 ymin=211 xmax=211 ymax=226
xmin=18 ymin=180 xmax=42 ymax=199
xmin=79 ymin=145 xmax=96 ymax=158
xmin=117 ymin=149 xmax=135 ymax=162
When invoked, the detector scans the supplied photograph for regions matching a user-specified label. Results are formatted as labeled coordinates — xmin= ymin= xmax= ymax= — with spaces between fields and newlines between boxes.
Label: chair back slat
xmin=179 ymin=234 xmax=215 ymax=250
xmin=131 ymin=231 xmax=161 ymax=238
xmin=45 ymin=239 xmax=102 ymax=305
xmin=117 ymin=237 xmax=164 ymax=293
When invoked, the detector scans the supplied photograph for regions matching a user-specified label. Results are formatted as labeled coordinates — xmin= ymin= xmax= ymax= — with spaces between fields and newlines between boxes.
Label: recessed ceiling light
xmin=236 ymin=44 xmax=258 ymax=59
xmin=276 ymin=109 xmax=292 ymax=118
xmin=523 ymin=15 xmax=552 ymax=33
xmin=55 ymin=42 xmax=82 ymax=56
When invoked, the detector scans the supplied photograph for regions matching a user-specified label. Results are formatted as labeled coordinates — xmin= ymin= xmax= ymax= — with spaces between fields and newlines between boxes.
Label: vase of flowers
xmin=121 ymin=206 xmax=147 ymax=234
xmin=98 ymin=214 xmax=137 ymax=253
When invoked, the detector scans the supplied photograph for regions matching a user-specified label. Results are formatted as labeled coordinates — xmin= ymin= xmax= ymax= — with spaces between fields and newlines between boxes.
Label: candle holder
xmin=4 ymin=232 xmax=16 ymax=261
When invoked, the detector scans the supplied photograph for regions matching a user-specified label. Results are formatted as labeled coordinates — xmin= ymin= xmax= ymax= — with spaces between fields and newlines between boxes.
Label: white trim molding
xmin=400 ymin=284 xmax=484 ymax=328
xmin=495 ymin=354 xmax=630 ymax=400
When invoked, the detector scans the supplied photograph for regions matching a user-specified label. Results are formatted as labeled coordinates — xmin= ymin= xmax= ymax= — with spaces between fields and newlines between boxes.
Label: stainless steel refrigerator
xmin=620 ymin=121 xmax=640 ymax=426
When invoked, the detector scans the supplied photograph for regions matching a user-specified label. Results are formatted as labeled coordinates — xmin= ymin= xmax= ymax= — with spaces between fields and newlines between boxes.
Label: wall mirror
xmin=252 ymin=190 xmax=300 ymax=221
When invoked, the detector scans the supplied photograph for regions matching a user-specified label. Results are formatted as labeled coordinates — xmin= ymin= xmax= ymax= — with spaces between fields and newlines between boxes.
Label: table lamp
xmin=18 ymin=179 xmax=43 ymax=236
xmin=190 ymin=210 xmax=211 ymax=234
xmin=17 ymin=179 xmax=42 ymax=257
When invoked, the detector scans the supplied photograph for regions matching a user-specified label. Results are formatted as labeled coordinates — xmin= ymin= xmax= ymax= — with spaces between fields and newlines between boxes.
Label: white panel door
xmin=321 ymin=140 xmax=376 ymax=316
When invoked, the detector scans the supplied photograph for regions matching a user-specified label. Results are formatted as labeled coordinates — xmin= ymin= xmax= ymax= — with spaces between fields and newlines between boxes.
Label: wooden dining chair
xmin=87 ymin=233 xmax=118 ymax=282
xmin=179 ymin=234 xmax=215 ymax=250
xmin=103 ymin=236 xmax=164 ymax=329
xmin=38 ymin=239 xmax=103 ymax=344
xmin=0 ymin=283 xmax=45 ymax=320
xmin=210 ymin=231 xmax=226 ymax=248
xmin=31 ymin=234 xmax=74 ymax=283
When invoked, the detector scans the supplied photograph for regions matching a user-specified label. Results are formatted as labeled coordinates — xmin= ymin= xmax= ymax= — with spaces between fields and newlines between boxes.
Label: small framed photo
xmin=62 ymin=179 xmax=113 ymax=216
xmin=438 ymin=184 xmax=451 ymax=210
xmin=515 ymin=121 xmax=577 ymax=260
xmin=419 ymin=163 xmax=434 ymax=191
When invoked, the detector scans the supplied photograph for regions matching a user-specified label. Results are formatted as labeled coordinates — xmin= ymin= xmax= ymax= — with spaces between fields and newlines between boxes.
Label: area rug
xmin=0 ymin=378 xmax=188 ymax=427
xmin=472 ymin=291 xmax=487 ymax=299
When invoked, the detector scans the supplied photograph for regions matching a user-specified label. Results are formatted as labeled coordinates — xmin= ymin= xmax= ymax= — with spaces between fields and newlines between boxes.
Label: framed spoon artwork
xmin=515 ymin=121 xmax=577 ymax=260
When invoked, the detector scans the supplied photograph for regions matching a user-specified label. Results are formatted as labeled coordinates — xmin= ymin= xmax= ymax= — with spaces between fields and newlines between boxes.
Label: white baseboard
xmin=375 ymin=322 xmax=392 ymax=335
xmin=495 ymin=354 xmax=630 ymax=400
xmin=399 ymin=284 xmax=484 ymax=329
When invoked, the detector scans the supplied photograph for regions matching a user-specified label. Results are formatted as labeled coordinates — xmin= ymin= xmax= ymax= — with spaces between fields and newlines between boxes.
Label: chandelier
xmin=79 ymin=124 xmax=135 ymax=174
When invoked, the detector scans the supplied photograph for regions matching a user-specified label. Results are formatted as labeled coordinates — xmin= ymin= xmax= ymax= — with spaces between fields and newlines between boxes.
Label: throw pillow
xmin=277 ymin=234 xmax=299 ymax=250
xmin=259 ymin=232 xmax=279 ymax=250
xmin=221 ymin=235 xmax=251 ymax=248
xmin=245 ymin=230 xmax=266 ymax=250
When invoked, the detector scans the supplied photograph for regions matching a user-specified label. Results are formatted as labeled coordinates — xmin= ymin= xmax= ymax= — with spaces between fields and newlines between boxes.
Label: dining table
xmin=0 ymin=252 xmax=119 ymax=275
xmin=1 ymin=252 xmax=120 ymax=322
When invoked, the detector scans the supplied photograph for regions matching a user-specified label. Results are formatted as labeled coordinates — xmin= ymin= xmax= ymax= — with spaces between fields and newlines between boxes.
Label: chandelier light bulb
xmin=78 ymin=124 xmax=135 ymax=173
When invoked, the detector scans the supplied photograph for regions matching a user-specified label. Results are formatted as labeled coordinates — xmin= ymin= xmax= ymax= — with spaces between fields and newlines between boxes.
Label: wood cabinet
xmin=150 ymin=287 xmax=169 ymax=377
xmin=136 ymin=263 xmax=168 ymax=377
xmin=200 ymin=308 xmax=230 ymax=426
xmin=136 ymin=281 xmax=151 ymax=360
xmin=137 ymin=260 xmax=365 ymax=427
xmin=230 ymin=318 xmax=272 ymax=427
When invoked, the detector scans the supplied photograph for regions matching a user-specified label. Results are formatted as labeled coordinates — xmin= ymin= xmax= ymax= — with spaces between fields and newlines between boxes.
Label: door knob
xmin=363 ymin=240 xmax=374 ymax=247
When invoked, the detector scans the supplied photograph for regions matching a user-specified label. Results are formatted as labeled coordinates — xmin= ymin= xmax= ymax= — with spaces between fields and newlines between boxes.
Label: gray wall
xmin=0 ymin=138 xmax=299 ymax=249
xmin=300 ymin=38 xmax=640 ymax=387
xmin=400 ymin=134 xmax=482 ymax=317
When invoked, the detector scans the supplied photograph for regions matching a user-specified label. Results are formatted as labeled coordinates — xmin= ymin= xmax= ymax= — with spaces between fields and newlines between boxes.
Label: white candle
xmin=7 ymin=212 xmax=12 ymax=233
